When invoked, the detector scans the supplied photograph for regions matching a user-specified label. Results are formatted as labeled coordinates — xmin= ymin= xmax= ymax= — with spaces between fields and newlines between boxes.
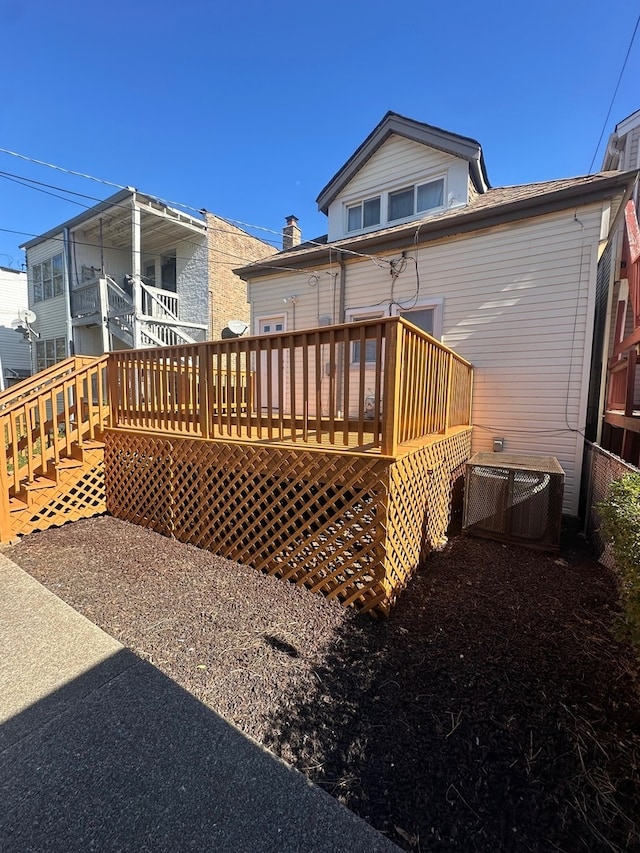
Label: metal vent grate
xmin=463 ymin=453 xmax=564 ymax=550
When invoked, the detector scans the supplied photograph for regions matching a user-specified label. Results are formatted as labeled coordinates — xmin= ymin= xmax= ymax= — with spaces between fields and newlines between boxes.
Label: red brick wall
xmin=205 ymin=213 xmax=276 ymax=341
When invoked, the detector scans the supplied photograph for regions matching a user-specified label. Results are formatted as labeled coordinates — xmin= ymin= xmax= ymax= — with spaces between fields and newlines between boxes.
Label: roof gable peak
xmin=316 ymin=112 xmax=490 ymax=214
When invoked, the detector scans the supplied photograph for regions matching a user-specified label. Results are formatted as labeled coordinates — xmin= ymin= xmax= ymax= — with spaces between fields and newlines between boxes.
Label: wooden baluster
xmin=381 ymin=319 xmax=402 ymax=456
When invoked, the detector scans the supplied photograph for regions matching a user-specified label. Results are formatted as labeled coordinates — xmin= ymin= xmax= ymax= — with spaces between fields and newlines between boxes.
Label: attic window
xmin=389 ymin=178 xmax=445 ymax=222
xmin=347 ymin=196 xmax=381 ymax=232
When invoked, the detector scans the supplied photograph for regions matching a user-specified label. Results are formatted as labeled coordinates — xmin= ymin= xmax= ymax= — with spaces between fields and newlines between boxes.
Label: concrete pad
xmin=0 ymin=555 xmax=400 ymax=852
xmin=0 ymin=552 xmax=125 ymax=733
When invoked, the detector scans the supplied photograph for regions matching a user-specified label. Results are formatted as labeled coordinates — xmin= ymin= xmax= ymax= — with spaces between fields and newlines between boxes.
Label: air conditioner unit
xmin=463 ymin=452 xmax=564 ymax=551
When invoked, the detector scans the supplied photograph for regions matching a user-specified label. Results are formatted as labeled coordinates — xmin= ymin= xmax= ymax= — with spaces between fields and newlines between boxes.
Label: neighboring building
xmin=590 ymin=109 xmax=640 ymax=466
xmin=20 ymin=189 xmax=274 ymax=364
xmin=0 ymin=266 xmax=32 ymax=390
xmin=236 ymin=111 xmax=637 ymax=516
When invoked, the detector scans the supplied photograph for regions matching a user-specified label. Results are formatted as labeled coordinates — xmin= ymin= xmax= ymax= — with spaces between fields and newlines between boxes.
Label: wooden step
xmin=70 ymin=439 xmax=106 ymax=462
xmin=8 ymin=496 xmax=28 ymax=514
xmin=21 ymin=476 xmax=57 ymax=492
xmin=16 ymin=476 xmax=58 ymax=508
xmin=55 ymin=457 xmax=84 ymax=471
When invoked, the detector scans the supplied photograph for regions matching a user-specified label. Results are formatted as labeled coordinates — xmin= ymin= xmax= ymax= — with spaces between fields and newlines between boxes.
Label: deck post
xmin=444 ymin=351 xmax=454 ymax=430
xmin=381 ymin=319 xmax=403 ymax=456
xmin=198 ymin=343 xmax=211 ymax=439
xmin=106 ymin=354 xmax=119 ymax=430
xmin=0 ymin=418 xmax=12 ymax=542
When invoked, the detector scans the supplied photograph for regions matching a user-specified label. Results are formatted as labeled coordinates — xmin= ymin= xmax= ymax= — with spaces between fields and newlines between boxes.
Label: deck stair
xmin=0 ymin=356 xmax=110 ymax=541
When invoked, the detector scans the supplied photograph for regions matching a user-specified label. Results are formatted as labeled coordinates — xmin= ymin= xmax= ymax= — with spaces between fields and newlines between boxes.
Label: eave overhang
xmin=315 ymin=111 xmax=490 ymax=215
xmin=237 ymin=170 xmax=638 ymax=279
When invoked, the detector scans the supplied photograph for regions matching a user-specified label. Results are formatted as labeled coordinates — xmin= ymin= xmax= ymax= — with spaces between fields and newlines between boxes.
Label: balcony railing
xmin=108 ymin=317 xmax=472 ymax=456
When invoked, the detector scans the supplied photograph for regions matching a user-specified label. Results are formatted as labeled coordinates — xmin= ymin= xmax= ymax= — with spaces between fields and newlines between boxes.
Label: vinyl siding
xmin=0 ymin=268 xmax=31 ymax=387
xmin=250 ymin=203 xmax=605 ymax=515
xmin=327 ymin=135 xmax=470 ymax=241
xmin=26 ymin=235 xmax=70 ymax=364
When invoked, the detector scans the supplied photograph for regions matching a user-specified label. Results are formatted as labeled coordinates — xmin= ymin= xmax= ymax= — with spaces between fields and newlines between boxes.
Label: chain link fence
xmin=583 ymin=442 xmax=639 ymax=567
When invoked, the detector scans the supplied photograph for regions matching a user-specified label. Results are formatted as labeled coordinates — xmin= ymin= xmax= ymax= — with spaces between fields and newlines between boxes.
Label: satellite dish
xmin=228 ymin=320 xmax=248 ymax=336
xmin=18 ymin=308 xmax=37 ymax=325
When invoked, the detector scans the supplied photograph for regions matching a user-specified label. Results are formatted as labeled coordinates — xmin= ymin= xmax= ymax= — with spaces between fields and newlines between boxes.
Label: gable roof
xmin=237 ymin=170 xmax=637 ymax=277
xmin=315 ymin=111 xmax=490 ymax=214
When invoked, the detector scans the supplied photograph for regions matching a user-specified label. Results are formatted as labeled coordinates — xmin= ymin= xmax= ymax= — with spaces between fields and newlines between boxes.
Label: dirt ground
xmin=7 ymin=516 xmax=640 ymax=852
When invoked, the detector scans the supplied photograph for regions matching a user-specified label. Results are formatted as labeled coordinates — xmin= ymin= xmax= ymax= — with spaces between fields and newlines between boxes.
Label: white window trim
xmin=391 ymin=297 xmax=444 ymax=340
xmin=345 ymin=195 xmax=381 ymax=234
xmin=35 ymin=335 xmax=67 ymax=372
xmin=31 ymin=252 xmax=65 ymax=303
xmin=387 ymin=177 xmax=446 ymax=225
xmin=341 ymin=172 xmax=448 ymax=236
xmin=254 ymin=312 xmax=288 ymax=336
xmin=345 ymin=307 xmax=385 ymax=364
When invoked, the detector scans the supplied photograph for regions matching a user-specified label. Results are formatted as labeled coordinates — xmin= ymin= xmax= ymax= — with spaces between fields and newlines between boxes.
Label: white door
xmin=258 ymin=315 xmax=286 ymax=410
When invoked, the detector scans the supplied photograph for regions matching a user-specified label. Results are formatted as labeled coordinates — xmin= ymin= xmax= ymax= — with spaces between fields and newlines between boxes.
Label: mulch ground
xmin=6 ymin=516 xmax=640 ymax=852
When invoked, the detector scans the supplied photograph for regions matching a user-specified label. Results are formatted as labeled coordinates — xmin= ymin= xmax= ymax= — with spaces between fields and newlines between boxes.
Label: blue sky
xmin=1 ymin=0 xmax=639 ymax=267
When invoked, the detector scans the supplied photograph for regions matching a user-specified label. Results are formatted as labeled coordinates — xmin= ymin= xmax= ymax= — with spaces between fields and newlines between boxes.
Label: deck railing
xmin=108 ymin=317 xmax=472 ymax=455
xmin=0 ymin=356 xmax=110 ymax=505
xmin=0 ymin=356 xmax=96 ymax=411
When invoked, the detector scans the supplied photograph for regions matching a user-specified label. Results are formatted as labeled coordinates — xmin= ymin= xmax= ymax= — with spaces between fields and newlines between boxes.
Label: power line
xmin=0 ymin=146 xmax=392 ymax=268
xmin=0 ymin=225 xmax=335 ymax=279
xmin=588 ymin=10 xmax=640 ymax=172
xmin=0 ymin=169 xmax=280 ymax=248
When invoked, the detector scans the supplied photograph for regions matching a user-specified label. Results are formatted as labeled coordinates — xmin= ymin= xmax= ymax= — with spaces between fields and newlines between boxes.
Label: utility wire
xmin=0 ymin=147 xmax=392 ymax=268
xmin=0 ymin=225 xmax=334 ymax=277
xmin=588 ymin=10 xmax=640 ymax=173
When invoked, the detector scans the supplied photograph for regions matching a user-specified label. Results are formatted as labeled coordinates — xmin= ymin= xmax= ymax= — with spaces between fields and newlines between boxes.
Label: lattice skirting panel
xmin=104 ymin=428 xmax=472 ymax=615
xmin=7 ymin=449 xmax=106 ymax=541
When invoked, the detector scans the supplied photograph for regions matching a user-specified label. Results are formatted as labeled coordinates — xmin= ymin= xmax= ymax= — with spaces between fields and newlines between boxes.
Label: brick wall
xmin=205 ymin=213 xmax=276 ymax=341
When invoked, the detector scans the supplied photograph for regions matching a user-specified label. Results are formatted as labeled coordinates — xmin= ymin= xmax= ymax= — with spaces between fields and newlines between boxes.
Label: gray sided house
xmin=0 ymin=266 xmax=31 ymax=390
xmin=236 ymin=111 xmax=637 ymax=516
xmin=20 ymin=189 xmax=274 ymax=366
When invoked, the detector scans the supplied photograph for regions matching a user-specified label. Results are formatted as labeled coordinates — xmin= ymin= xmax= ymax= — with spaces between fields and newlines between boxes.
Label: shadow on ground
xmin=262 ymin=534 xmax=640 ymax=852
xmin=0 ymin=650 xmax=397 ymax=853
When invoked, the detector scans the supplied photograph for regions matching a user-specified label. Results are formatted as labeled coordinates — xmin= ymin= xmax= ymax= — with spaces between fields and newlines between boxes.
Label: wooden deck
xmin=1 ymin=317 xmax=474 ymax=615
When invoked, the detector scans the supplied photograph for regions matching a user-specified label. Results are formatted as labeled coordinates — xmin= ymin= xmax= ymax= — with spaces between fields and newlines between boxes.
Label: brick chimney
xmin=282 ymin=215 xmax=301 ymax=251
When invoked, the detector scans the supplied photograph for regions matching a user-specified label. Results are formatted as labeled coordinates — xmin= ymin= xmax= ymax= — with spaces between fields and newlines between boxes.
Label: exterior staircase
xmin=0 ymin=356 xmax=110 ymax=542
xmin=72 ymin=275 xmax=208 ymax=350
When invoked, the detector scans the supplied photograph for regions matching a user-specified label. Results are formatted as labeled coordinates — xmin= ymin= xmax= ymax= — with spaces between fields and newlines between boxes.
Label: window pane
xmin=401 ymin=308 xmax=435 ymax=336
xmin=43 ymin=279 xmax=53 ymax=300
xmin=42 ymin=259 xmax=51 ymax=280
xmin=363 ymin=197 xmax=380 ymax=228
xmin=388 ymin=187 xmax=414 ymax=221
xmin=34 ymin=282 xmax=43 ymax=302
xmin=53 ymin=274 xmax=63 ymax=296
xmin=55 ymin=338 xmax=67 ymax=360
xmin=45 ymin=340 xmax=55 ymax=360
xmin=347 ymin=205 xmax=362 ymax=231
xmin=417 ymin=180 xmax=444 ymax=212
xmin=32 ymin=265 xmax=42 ymax=285
xmin=52 ymin=254 xmax=63 ymax=273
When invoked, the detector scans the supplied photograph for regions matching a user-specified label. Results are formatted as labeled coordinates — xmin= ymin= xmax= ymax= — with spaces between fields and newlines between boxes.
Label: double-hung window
xmin=35 ymin=336 xmax=67 ymax=371
xmin=32 ymin=253 xmax=64 ymax=302
xmin=347 ymin=196 xmax=381 ymax=232
xmin=388 ymin=178 xmax=444 ymax=222
xmin=347 ymin=310 xmax=384 ymax=364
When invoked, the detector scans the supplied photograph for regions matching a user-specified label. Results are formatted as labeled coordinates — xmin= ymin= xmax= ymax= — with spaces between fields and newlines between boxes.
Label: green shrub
xmin=597 ymin=473 xmax=640 ymax=647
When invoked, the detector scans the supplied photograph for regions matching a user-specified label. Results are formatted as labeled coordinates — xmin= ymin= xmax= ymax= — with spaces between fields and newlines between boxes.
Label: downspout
xmin=63 ymin=227 xmax=74 ymax=355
